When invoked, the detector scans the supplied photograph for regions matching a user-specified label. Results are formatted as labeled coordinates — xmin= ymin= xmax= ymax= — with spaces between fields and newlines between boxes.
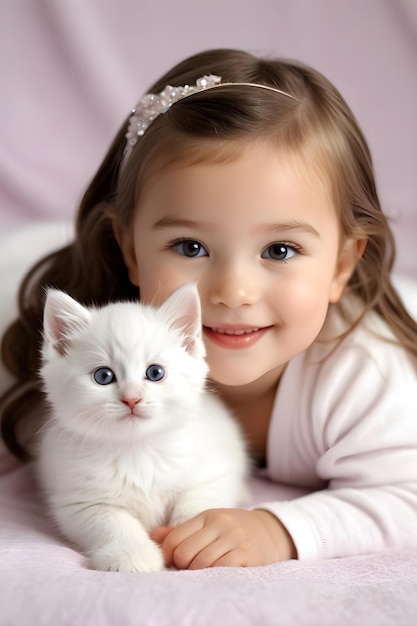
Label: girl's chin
xmin=207 ymin=359 xmax=287 ymax=391
xmin=207 ymin=368 xmax=266 ymax=389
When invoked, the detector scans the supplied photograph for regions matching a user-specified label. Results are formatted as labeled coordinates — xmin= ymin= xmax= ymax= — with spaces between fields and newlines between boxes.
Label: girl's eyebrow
xmin=153 ymin=216 xmax=321 ymax=238
xmin=261 ymin=221 xmax=321 ymax=238
xmin=152 ymin=217 xmax=204 ymax=230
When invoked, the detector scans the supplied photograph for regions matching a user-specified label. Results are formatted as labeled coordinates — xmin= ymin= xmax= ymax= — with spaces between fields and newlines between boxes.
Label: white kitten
xmin=37 ymin=284 xmax=249 ymax=573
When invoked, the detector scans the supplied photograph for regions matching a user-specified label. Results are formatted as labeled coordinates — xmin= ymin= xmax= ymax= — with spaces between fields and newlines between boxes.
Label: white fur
xmin=37 ymin=284 xmax=249 ymax=573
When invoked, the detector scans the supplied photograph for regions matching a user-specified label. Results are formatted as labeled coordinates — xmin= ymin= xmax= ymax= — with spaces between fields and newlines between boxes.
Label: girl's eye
xmin=173 ymin=240 xmax=208 ymax=258
xmin=261 ymin=243 xmax=298 ymax=261
xmin=145 ymin=364 xmax=165 ymax=382
xmin=93 ymin=367 xmax=116 ymax=385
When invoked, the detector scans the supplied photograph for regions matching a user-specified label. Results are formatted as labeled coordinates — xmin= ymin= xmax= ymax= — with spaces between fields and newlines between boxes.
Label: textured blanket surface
xmin=2 ymin=456 xmax=417 ymax=626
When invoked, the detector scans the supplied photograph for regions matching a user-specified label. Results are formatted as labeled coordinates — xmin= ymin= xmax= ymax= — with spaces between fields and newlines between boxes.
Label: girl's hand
xmin=150 ymin=508 xmax=297 ymax=569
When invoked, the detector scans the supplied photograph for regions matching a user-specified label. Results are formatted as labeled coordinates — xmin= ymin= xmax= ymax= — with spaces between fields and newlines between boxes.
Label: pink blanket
xmin=2 ymin=453 xmax=417 ymax=626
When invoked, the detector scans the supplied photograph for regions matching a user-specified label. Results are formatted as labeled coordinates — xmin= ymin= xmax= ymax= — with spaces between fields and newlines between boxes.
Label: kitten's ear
xmin=160 ymin=283 xmax=205 ymax=358
xmin=43 ymin=289 xmax=91 ymax=355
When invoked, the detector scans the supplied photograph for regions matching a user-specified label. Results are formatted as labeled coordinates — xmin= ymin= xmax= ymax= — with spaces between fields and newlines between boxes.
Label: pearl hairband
xmin=123 ymin=74 xmax=295 ymax=161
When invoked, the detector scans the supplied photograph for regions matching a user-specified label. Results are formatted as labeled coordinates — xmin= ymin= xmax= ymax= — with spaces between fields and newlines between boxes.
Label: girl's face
xmin=118 ymin=143 xmax=358 ymax=388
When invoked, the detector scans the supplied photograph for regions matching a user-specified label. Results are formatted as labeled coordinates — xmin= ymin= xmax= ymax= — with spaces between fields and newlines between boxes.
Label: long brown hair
xmin=2 ymin=48 xmax=416 ymax=460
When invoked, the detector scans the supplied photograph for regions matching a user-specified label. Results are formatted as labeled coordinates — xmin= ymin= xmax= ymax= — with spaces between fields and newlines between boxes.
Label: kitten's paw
xmin=89 ymin=540 xmax=165 ymax=573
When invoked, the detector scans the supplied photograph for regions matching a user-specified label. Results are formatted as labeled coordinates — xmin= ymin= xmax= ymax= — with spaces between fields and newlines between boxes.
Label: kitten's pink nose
xmin=122 ymin=397 xmax=141 ymax=411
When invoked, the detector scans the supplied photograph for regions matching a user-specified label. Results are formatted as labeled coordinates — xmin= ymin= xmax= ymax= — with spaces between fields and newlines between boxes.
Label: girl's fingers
xmin=171 ymin=521 xmax=248 ymax=570
xmin=167 ymin=524 xmax=220 ymax=569
xmin=157 ymin=515 xmax=206 ymax=566
xmin=187 ymin=532 xmax=248 ymax=569
xmin=149 ymin=525 xmax=174 ymax=545
xmin=209 ymin=545 xmax=252 ymax=568
xmin=155 ymin=508 xmax=293 ymax=569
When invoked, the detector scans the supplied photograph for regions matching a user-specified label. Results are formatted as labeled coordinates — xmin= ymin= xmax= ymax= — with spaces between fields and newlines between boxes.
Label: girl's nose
xmin=207 ymin=263 xmax=260 ymax=308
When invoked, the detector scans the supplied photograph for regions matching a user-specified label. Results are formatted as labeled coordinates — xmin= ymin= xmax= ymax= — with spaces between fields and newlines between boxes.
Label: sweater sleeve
xmin=256 ymin=334 xmax=417 ymax=560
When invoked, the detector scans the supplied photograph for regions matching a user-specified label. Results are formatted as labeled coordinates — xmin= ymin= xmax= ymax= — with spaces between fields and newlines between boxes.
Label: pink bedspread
xmin=2 ymin=453 xmax=417 ymax=626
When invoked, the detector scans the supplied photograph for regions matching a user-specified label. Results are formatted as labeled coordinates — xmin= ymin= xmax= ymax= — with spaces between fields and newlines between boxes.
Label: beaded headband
xmin=122 ymin=74 xmax=295 ymax=161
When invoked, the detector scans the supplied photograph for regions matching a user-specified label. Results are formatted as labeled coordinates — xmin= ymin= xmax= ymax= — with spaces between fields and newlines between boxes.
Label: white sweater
xmin=258 ymin=297 xmax=417 ymax=559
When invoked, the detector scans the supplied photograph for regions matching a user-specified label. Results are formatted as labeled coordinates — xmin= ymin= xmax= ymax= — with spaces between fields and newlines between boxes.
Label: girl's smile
xmin=118 ymin=141 xmax=358 ymax=388
xmin=203 ymin=325 xmax=272 ymax=349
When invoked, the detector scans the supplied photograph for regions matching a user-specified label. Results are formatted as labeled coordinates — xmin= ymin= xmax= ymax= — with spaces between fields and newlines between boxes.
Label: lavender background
xmin=1 ymin=0 xmax=416 ymax=278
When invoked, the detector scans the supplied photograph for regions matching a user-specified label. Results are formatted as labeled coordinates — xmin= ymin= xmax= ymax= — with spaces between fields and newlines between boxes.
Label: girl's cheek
xmin=139 ymin=268 xmax=192 ymax=305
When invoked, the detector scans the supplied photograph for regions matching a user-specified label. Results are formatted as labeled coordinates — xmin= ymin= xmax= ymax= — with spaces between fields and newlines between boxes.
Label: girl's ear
xmin=112 ymin=220 xmax=140 ymax=287
xmin=329 ymin=237 xmax=367 ymax=303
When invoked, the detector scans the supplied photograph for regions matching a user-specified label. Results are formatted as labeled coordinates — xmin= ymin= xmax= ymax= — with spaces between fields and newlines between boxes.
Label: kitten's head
xmin=40 ymin=284 xmax=208 ymax=443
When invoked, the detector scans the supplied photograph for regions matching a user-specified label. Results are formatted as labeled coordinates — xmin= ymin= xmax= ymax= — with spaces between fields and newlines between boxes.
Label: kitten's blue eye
xmin=174 ymin=240 xmax=208 ymax=258
xmin=261 ymin=243 xmax=297 ymax=261
xmin=145 ymin=364 xmax=165 ymax=382
xmin=93 ymin=367 xmax=116 ymax=385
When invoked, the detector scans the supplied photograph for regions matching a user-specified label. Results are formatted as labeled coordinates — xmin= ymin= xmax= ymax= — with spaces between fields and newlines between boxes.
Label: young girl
xmin=1 ymin=48 xmax=417 ymax=569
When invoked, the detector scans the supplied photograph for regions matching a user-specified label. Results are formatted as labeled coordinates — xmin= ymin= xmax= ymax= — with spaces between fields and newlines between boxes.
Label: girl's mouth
xmin=203 ymin=325 xmax=270 ymax=349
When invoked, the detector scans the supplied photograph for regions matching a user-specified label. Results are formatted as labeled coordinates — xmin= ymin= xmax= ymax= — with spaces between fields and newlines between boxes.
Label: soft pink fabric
xmin=2 ymin=457 xmax=417 ymax=626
